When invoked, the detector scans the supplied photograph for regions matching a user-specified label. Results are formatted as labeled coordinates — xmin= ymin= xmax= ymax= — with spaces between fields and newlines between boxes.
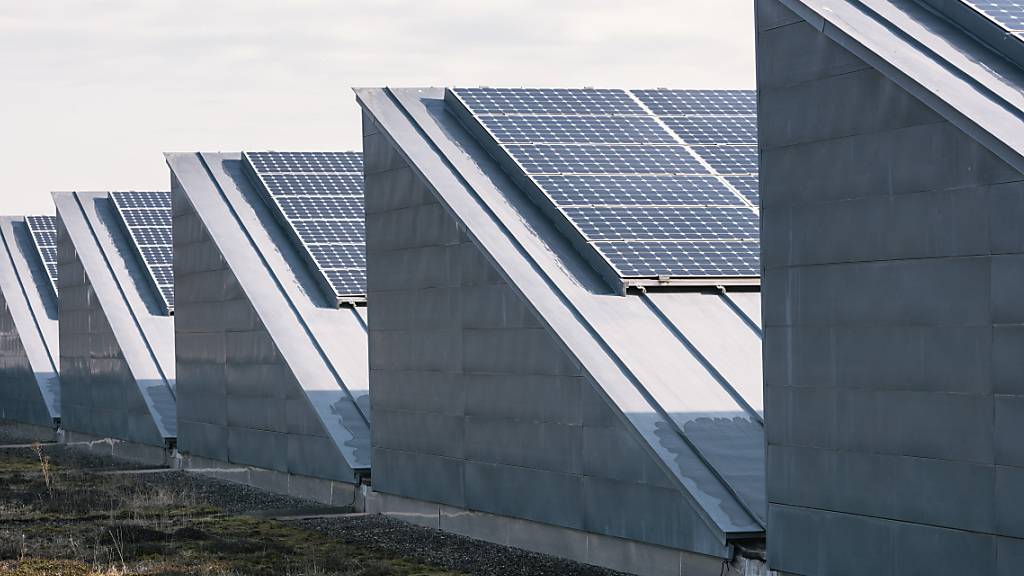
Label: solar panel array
xmin=963 ymin=1 xmax=1024 ymax=37
xmin=26 ymin=215 xmax=58 ymax=295
xmin=451 ymin=88 xmax=759 ymax=280
xmin=243 ymin=151 xmax=366 ymax=301
xmin=110 ymin=192 xmax=174 ymax=314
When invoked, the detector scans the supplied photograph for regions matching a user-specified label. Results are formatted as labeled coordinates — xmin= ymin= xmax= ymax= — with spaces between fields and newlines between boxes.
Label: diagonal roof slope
xmin=770 ymin=0 xmax=1024 ymax=173
xmin=0 ymin=216 xmax=60 ymax=426
xmin=54 ymin=192 xmax=176 ymax=442
xmin=357 ymin=87 xmax=766 ymax=543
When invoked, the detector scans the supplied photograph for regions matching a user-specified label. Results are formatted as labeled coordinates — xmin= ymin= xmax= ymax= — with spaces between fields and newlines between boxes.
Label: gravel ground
xmin=0 ymin=432 xmax=639 ymax=576
xmin=296 ymin=515 xmax=632 ymax=576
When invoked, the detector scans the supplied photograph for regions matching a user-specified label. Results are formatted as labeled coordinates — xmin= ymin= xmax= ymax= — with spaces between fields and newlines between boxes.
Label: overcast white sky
xmin=0 ymin=1 xmax=755 ymax=215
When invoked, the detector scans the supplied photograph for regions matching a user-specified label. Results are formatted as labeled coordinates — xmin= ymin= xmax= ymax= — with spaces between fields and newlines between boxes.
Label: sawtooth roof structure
xmin=357 ymin=87 xmax=765 ymax=561
xmin=167 ymin=151 xmax=370 ymax=483
xmin=55 ymin=191 xmax=176 ymax=447
xmin=0 ymin=215 xmax=60 ymax=428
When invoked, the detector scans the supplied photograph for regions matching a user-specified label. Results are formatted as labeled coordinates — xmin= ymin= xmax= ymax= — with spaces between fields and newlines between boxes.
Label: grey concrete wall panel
xmin=771 ymin=0 xmax=1024 ymax=176
xmin=0 ymin=217 xmax=60 ymax=426
xmin=758 ymin=0 xmax=1024 ymax=573
xmin=167 ymin=152 xmax=370 ymax=481
xmin=358 ymin=87 xmax=765 ymax=558
xmin=54 ymin=192 xmax=175 ymax=446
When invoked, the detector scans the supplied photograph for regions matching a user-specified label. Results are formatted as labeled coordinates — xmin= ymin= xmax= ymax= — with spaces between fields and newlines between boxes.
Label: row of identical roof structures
xmin=357 ymin=86 xmax=765 ymax=575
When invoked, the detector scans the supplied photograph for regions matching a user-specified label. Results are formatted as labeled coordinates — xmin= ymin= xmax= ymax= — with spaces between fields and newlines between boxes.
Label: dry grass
xmin=0 ymin=446 xmax=459 ymax=576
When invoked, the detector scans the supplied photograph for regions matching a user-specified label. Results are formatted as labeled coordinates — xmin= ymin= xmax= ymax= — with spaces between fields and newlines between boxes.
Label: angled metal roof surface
xmin=356 ymin=87 xmax=766 ymax=542
xmin=54 ymin=191 xmax=177 ymax=440
xmin=773 ymin=0 xmax=1024 ymax=171
xmin=166 ymin=151 xmax=371 ymax=472
xmin=0 ymin=216 xmax=60 ymax=425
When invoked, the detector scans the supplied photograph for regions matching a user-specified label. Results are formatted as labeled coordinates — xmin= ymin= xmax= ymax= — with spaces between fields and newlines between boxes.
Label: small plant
xmin=30 ymin=443 xmax=53 ymax=498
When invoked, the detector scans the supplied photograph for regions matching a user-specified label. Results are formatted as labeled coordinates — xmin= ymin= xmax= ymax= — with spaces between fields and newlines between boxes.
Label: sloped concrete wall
xmin=57 ymin=215 xmax=164 ymax=448
xmin=363 ymin=110 xmax=727 ymax=560
xmin=172 ymin=181 xmax=355 ymax=483
xmin=0 ymin=291 xmax=50 ymax=427
xmin=758 ymin=1 xmax=1024 ymax=574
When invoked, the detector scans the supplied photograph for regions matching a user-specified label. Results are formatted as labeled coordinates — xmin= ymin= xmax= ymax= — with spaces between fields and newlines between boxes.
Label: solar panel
xmin=246 ymin=151 xmax=362 ymax=174
xmin=661 ymin=117 xmax=757 ymax=145
xmin=454 ymin=88 xmax=643 ymax=115
xmin=691 ymin=146 xmax=758 ymax=175
xmin=110 ymin=191 xmax=174 ymax=314
xmin=26 ymin=215 xmax=58 ymax=294
xmin=533 ymin=175 xmax=745 ymax=207
xmin=596 ymin=241 xmax=760 ymax=277
xmin=963 ymin=1 xmax=1024 ymax=33
xmin=561 ymin=207 xmax=759 ymax=241
xmin=725 ymin=176 xmax=759 ymax=206
xmin=261 ymin=173 xmax=363 ymax=196
xmin=451 ymin=87 xmax=759 ymax=281
xmin=277 ymin=196 xmax=364 ymax=220
xmin=632 ymin=89 xmax=756 ymax=116
xmin=479 ymin=115 xmax=674 ymax=144
xmin=243 ymin=151 xmax=366 ymax=302
xmin=507 ymin=144 xmax=705 ymax=175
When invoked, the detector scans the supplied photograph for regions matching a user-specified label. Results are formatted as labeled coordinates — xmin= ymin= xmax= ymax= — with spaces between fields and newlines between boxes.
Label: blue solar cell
xmin=149 ymin=265 xmax=173 ymax=286
xmin=479 ymin=115 xmax=673 ymax=144
xmin=507 ymin=144 xmax=704 ymax=175
xmin=120 ymin=209 xmax=171 ymax=228
xmin=726 ymin=176 xmax=759 ymax=206
xmin=633 ymin=89 xmax=756 ymax=116
xmin=111 ymin=191 xmax=171 ymax=209
xmin=662 ymin=116 xmax=757 ymax=145
xmin=140 ymin=245 xmax=173 ymax=265
xmin=291 ymin=220 xmax=364 ymax=244
xmin=130 ymin=227 xmax=172 ymax=246
xmin=323 ymin=269 xmax=367 ymax=296
xmin=562 ymin=207 xmax=758 ymax=241
xmin=26 ymin=215 xmax=59 ymax=291
xmin=247 ymin=151 xmax=362 ymax=174
xmin=454 ymin=87 xmax=643 ymax=115
xmin=597 ymin=240 xmax=760 ymax=277
xmin=276 ymin=196 xmax=364 ymax=220
xmin=260 ymin=173 xmax=363 ymax=196
xmin=533 ymin=175 xmax=744 ymax=207
xmin=159 ymin=286 xmax=174 ymax=308
xmin=26 ymin=216 xmax=56 ymax=231
xmin=693 ymin=146 xmax=758 ymax=174
xmin=307 ymin=244 xmax=366 ymax=269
